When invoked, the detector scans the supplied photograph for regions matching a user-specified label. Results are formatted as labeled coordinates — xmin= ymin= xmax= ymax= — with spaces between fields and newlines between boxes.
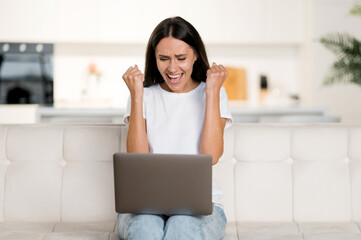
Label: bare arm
xmin=123 ymin=65 xmax=149 ymax=153
xmin=200 ymin=90 xmax=227 ymax=165
xmin=126 ymin=98 xmax=149 ymax=153
xmin=200 ymin=63 xmax=228 ymax=165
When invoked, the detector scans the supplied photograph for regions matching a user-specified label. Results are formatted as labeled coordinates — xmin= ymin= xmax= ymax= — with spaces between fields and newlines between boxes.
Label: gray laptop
xmin=113 ymin=153 xmax=213 ymax=215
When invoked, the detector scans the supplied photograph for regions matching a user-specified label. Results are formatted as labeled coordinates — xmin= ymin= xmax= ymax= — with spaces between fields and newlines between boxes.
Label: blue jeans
xmin=117 ymin=205 xmax=227 ymax=240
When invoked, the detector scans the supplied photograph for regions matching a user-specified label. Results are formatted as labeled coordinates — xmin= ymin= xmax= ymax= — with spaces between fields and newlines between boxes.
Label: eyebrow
xmin=158 ymin=54 xmax=187 ymax=58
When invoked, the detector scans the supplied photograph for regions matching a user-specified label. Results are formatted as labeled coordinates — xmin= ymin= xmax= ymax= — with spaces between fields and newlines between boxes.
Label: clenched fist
xmin=122 ymin=65 xmax=145 ymax=97
xmin=206 ymin=62 xmax=228 ymax=93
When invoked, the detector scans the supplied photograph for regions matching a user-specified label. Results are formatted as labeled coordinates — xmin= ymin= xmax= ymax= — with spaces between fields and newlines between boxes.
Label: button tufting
xmin=285 ymin=158 xmax=294 ymax=164
xmin=60 ymin=160 xmax=67 ymax=166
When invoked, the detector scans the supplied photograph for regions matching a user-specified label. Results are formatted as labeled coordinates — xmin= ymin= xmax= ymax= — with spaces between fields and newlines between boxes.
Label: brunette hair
xmin=143 ymin=16 xmax=209 ymax=87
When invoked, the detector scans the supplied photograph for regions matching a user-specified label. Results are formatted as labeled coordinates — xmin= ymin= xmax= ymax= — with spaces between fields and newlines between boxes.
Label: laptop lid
xmin=113 ymin=153 xmax=213 ymax=215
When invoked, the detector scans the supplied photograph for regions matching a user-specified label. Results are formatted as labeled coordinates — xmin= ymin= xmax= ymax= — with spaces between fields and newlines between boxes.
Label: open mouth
xmin=167 ymin=73 xmax=183 ymax=85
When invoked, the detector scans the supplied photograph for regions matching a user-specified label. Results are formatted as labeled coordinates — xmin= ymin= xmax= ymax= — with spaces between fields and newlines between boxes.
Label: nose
xmin=168 ymin=59 xmax=177 ymax=73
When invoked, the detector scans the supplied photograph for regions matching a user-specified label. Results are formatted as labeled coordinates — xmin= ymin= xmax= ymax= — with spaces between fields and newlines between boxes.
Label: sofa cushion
xmin=61 ymin=162 xmax=116 ymax=222
xmin=0 ymin=127 xmax=6 ymax=160
xmin=236 ymin=232 xmax=303 ymax=240
xmin=4 ymin=163 xmax=62 ymax=222
xmin=0 ymin=160 xmax=6 ymax=223
xmin=293 ymin=161 xmax=352 ymax=222
xmin=235 ymin=222 xmax=302 ymax=240
xmin=350 ymin=127 xmax=361 ymax=221
xmin=233 ymin=126 xmax=290 ymax=162
xmin=213 ymin=159 xmax=236 ymax=222
xmin=237 ymin=222 xmax=299 ymax=234
xmin=0 ymin=231 xmax=45 ymax=240
xmin=349 ymin=127 xmax=361 ymax=160
xmin=7 ymin=127 xmax=63 ymax=162
xmin=303 ymin=232 xmax=361 ymax=240
xmin=223 ymin=221 xmax=237 ymax=240
xmin=292 ymin=126 xmax=352 ymax=222
xmin=235 ymin=162 xmax=293 ymax=221
xmin=0 ymin=222 xmax=55 ymax=233
xmin=0 ymin=127 xmax=7 ymax=222
xmin=292 ymin=126 xmax=348 ymax=162
xmin=63 ymin=127 xmax=121 ymax=162
xmin=298 ymin=222 xmax=360 ymax=234
xmin=44 ymin=231 xmax=110 ymax=240
xmin=3 ymin=126 xmax=63 ymax=222
xmin=53 ymin=221 xmax=115 ymax=233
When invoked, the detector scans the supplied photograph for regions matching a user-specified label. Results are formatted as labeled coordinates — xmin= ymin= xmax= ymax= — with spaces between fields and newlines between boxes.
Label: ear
xmin=192 ymin=49 xmax=198 ymax=63
xmin=193 ymin=54 xmax=198 ymax=63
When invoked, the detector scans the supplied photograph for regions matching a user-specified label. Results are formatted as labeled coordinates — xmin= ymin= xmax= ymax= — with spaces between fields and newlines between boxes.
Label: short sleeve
xmin=220 ymin=87 xmax=233 ymax=129
xmin=123 ymin=95 xmax=146 ymax=126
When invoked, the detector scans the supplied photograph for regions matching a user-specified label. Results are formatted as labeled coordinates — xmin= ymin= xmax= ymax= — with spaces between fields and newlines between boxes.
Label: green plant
xmin=320 ymin=3 xmax=361 ymax=86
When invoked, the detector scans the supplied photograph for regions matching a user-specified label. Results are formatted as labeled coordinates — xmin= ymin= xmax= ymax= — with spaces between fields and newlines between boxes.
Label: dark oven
xmin=0 ymin=42 xmax=53 ymax=105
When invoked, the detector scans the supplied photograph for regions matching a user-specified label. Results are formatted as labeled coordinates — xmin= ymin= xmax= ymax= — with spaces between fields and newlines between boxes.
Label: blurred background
xmin=0 ymin=0 xmax=360 ymax=123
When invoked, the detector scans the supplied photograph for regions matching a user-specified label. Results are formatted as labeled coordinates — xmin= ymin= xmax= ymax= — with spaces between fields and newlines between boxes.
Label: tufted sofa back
xmin=215 ymin=124 xmax=361 ymax=223
xmin=1 ymin=124 xmax=361 ymax=224
xmin=0 ymin=125 xmax=128 ymax=223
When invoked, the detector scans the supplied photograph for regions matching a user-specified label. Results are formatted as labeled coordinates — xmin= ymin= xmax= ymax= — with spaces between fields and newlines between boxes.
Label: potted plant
xmin=319 ymin=3 xmax=361 ymax=86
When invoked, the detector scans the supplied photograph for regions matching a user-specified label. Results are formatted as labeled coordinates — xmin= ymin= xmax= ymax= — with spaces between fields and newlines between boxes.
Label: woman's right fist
xmin=122 ymin=65 xmax=145 ymax=96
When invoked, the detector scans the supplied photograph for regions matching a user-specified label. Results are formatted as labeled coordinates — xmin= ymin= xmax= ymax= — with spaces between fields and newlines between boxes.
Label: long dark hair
xmin=144 ymin=16 xmax=209 ymax=87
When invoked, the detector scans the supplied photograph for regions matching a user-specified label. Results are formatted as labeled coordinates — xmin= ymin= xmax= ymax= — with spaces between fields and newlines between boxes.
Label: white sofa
xmin=0 ymin=123 xmax=361 ymax=240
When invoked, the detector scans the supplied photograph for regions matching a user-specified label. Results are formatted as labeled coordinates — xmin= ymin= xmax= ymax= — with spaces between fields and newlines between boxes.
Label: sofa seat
xmin=234 ymin=221 xmax=361 ymax=240
xmin=223 ymin=221 xmax=361 ymax=240
xmin=1 ymin=221 xmax=360 ymax=239
xmin=0 ymin=221 xmax=116 ymax=240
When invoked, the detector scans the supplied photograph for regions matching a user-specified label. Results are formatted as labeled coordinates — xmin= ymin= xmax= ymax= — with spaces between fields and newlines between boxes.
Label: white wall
xmin=303 ymin=0 xmax=361 ymax=122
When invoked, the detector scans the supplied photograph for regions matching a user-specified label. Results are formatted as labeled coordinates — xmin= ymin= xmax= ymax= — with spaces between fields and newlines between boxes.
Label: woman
xmin=118 ymin=16 xmax=232 ymax=240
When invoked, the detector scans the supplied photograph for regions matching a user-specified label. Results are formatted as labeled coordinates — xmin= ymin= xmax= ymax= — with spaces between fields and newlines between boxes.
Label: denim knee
xmin=118 ymin=214 xmax=164 ymax=240
xmin=164 ymin=215 xmax=203 ymax=240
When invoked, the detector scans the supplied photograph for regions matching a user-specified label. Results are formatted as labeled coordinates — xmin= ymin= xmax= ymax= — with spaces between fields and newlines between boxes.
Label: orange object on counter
xmin=223 ymin=67 xmax=247 ymax=100
xmin=89 ymin=63 xmax=97 ymax=74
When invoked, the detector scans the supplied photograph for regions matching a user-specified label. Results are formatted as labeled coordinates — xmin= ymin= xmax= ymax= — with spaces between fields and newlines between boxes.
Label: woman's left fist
xmin=206 ymin=62 xmax=228 ymax=92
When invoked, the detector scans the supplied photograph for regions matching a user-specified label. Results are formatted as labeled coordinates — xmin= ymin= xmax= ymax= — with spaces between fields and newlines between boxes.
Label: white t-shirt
xmin=124 ymin=81 xmax=232 ymax=208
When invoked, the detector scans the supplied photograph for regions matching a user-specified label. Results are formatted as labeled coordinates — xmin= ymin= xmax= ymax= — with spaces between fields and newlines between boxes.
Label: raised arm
xmin=122 ymin=65 xmax=149 ymax=153
xmin=200 ymin=63 xmax=228 ymax=165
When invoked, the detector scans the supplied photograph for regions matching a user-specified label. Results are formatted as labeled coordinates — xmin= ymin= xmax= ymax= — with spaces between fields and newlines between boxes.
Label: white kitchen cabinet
xmin=214 ymin=0 xmax=266 ymax=43
xmin=0 ymin=105 xmax=38 ymax=123
xmin=0 ymin=0 xmax=304 ymax=44
xmin=265 ymin=0 xmax=304 ymax=43
xmin=53 ymin=0 xmax=100 ymax=43
xmin=0 ymin=0 xmax=58 ymax=42
xmin=180 ymin=0 xmax=303 ymax=44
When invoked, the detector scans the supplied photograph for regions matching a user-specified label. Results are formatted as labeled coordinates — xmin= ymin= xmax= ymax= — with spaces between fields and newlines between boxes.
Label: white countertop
xmin=36 ymin=104 xmax=329 ymax=123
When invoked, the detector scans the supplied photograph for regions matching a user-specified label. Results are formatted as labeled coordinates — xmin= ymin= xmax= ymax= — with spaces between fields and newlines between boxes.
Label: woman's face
xmin=155 ymin=37 xmax=198 ymax=93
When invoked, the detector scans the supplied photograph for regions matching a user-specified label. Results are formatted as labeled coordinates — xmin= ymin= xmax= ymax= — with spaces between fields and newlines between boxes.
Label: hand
xmin=122 ymin=65 xmax=145 ymax=97
xmin=206 ymin=62 xmax=228 ymax=93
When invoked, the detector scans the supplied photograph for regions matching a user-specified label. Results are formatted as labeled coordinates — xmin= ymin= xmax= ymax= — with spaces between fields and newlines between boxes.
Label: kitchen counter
xmin=36 ymin=105 xmax=330 ymax=124
xmin=36 ymin=107 xmax=126 ymax=123
xmin=0 ymin=104 xmax=39 ymax=124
